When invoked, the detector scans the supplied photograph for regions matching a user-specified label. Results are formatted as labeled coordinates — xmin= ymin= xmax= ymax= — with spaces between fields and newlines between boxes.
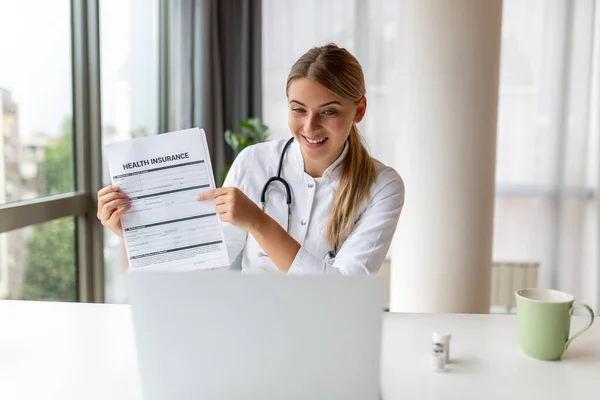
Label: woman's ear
xmin=354 ymin=96 xmax=367 ymax=123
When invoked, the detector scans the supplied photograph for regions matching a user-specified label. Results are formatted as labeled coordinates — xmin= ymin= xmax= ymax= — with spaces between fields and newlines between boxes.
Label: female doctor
xmin=97 ymin=43 xmax=404 ymax=275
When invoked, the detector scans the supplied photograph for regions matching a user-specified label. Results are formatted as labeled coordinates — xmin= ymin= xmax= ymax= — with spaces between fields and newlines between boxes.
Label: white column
xmin=390 ymin=0 xmax=503 ymax=313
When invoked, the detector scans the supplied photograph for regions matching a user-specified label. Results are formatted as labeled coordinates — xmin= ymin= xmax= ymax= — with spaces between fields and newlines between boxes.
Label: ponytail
xmin=325 ymin=124 xmax=376 ymax=253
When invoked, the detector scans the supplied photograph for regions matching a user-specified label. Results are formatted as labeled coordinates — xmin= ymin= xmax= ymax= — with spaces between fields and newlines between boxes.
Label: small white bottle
xmin=431 ymin=342 xmax=446 ymax=372
xmin=432 ymin=332 xmax=451 ymax=364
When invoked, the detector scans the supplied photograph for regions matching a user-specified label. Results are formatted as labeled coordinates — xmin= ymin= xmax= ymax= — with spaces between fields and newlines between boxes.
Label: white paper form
xmin=105 ymin=128 xmax=229 ymax=270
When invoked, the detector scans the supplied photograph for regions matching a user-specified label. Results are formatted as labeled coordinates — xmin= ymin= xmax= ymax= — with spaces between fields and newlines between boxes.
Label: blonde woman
xmin=98 ymin=43 xmax=404 ymax=275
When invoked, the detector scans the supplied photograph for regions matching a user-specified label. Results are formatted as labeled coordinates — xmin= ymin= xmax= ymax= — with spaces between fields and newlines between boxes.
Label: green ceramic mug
xmin=515 ymin=288 xmax=594 ymax=361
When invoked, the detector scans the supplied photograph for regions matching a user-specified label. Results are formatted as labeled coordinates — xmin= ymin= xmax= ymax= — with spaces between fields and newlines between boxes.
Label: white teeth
xmin=305 ymin=136 xmax=326 ymax=144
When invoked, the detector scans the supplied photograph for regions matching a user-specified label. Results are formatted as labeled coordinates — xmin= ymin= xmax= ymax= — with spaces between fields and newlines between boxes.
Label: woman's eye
xmin=292 ymin=108 xmax=305 ymax=114
xmin=323 ymin=109 xmax=338 ymax=116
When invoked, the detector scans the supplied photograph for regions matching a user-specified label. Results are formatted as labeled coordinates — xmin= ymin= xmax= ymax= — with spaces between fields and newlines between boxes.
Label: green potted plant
xmin=221 ymin=117 xmax=270 ymax=185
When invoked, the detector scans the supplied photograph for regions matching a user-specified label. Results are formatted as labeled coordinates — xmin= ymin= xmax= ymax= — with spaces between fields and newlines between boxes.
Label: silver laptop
xmin=127 ymin=269 xmax=384 ymax=400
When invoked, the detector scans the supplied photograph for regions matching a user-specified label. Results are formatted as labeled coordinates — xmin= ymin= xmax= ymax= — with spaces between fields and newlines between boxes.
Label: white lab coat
xmin=222 ymin=138 xmax=404 ymax=275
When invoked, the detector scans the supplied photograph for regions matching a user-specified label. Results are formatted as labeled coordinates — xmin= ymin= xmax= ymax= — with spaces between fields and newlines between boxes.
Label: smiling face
xmin=287 ymin=77 xmax=366 ymax=177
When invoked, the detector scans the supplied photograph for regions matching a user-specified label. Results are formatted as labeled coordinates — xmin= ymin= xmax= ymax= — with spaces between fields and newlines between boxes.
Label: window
xmin=0 ymin=217 xmax=76 ymax=301
xmin=100 ymin=0 xmax=160 ymax=303
xmin=0 ymin=1 xmax=74 ymax=204
xmin=0 ymin=0 xmax=78 ymax=302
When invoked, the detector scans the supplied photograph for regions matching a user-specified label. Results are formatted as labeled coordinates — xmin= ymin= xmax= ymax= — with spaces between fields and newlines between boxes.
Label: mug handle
xmin=564 ymin=303 xmax=595 ymax=350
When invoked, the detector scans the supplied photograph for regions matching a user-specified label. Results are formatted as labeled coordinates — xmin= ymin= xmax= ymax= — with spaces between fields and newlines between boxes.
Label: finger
xmin=102 ymin=198 xmax=131 ymax=221
xmin=102 ymin=198 xmax=130 ymax=221
xmin=212 ymin=187 xmax=232 ymax=198
xmin=97 ymin=184 xmax=119 ymax=199
xmin=99 ymin=191 xmax=126 ymax=207
xmin=213 ymin=195 xmax=228 ymax=207
xmin=106 ymin=204 xmax=131 ymax=226
xmin=217 ymin=213 xmax=231 ymax=223
xmin=97 ymin=192 xmax=127 ymax=218
xmin=214 ymin=204 xmax=229 ymax=215
xmin=113 ymin=204 xmax=132 ymax=219
xmin=197 ymin=187 xmax=230 ymax=201
xmin=197 ymin=189 xmax=216 ymax=201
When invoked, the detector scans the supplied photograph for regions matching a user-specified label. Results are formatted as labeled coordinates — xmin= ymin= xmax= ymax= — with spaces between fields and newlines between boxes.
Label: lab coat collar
xmin=291 ymin=138 xmax=349 ymax=181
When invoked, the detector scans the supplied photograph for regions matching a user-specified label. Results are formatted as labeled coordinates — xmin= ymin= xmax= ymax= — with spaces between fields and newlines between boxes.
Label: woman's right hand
xmin=97 ymin=185 xmax=131 ymax=238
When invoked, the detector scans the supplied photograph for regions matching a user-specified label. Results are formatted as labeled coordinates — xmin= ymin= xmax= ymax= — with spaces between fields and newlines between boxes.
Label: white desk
xmin=0 ymin=300 xmax=598 ymax=399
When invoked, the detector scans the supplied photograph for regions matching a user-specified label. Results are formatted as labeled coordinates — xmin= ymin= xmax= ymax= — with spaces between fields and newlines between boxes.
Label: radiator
xmin=379 ymin=260 xmax=539 ymax=313
xmin=490 ymin=262 xmax=540 ymax=313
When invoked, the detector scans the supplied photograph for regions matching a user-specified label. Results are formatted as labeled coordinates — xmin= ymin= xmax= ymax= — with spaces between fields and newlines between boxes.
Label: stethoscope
xmin=259 ymin=137 xmax=295 ymax=233
xmin=257 ymin=137 xmax=337 ymax=261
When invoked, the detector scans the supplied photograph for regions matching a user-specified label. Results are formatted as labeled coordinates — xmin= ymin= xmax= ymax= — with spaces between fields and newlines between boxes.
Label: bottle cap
xmin=432 ymin=332 xmax=451 ymax=343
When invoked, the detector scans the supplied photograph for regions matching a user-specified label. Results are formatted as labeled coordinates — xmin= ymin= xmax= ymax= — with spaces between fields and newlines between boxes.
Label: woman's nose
xmin=304 ymin=114 xmax=320 ymax=132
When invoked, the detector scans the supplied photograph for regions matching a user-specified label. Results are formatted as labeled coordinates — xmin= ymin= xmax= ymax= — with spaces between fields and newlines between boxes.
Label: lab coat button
xmin=300 ymin=219 xmax=307 ymax=226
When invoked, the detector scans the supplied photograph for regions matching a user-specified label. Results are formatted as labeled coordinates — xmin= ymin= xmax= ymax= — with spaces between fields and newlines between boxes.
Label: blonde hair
xmin=286 ymin=43 xmax=377 ymax=253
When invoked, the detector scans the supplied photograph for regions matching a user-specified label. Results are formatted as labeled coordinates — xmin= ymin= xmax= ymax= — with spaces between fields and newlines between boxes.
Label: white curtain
xmin=262 ymin=0 xmax=600 ymax=310
xmin=494 ymin=0 xmax=599 ymax=310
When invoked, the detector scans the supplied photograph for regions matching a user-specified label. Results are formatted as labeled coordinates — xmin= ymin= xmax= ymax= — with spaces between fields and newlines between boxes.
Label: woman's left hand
xmin=197 ymin=187 xmax=263 ymax=231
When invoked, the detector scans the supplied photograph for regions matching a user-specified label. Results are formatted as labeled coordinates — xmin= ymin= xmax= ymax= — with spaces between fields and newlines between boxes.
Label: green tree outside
xmin=22 ymin=118 xmax=76 ymax=301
